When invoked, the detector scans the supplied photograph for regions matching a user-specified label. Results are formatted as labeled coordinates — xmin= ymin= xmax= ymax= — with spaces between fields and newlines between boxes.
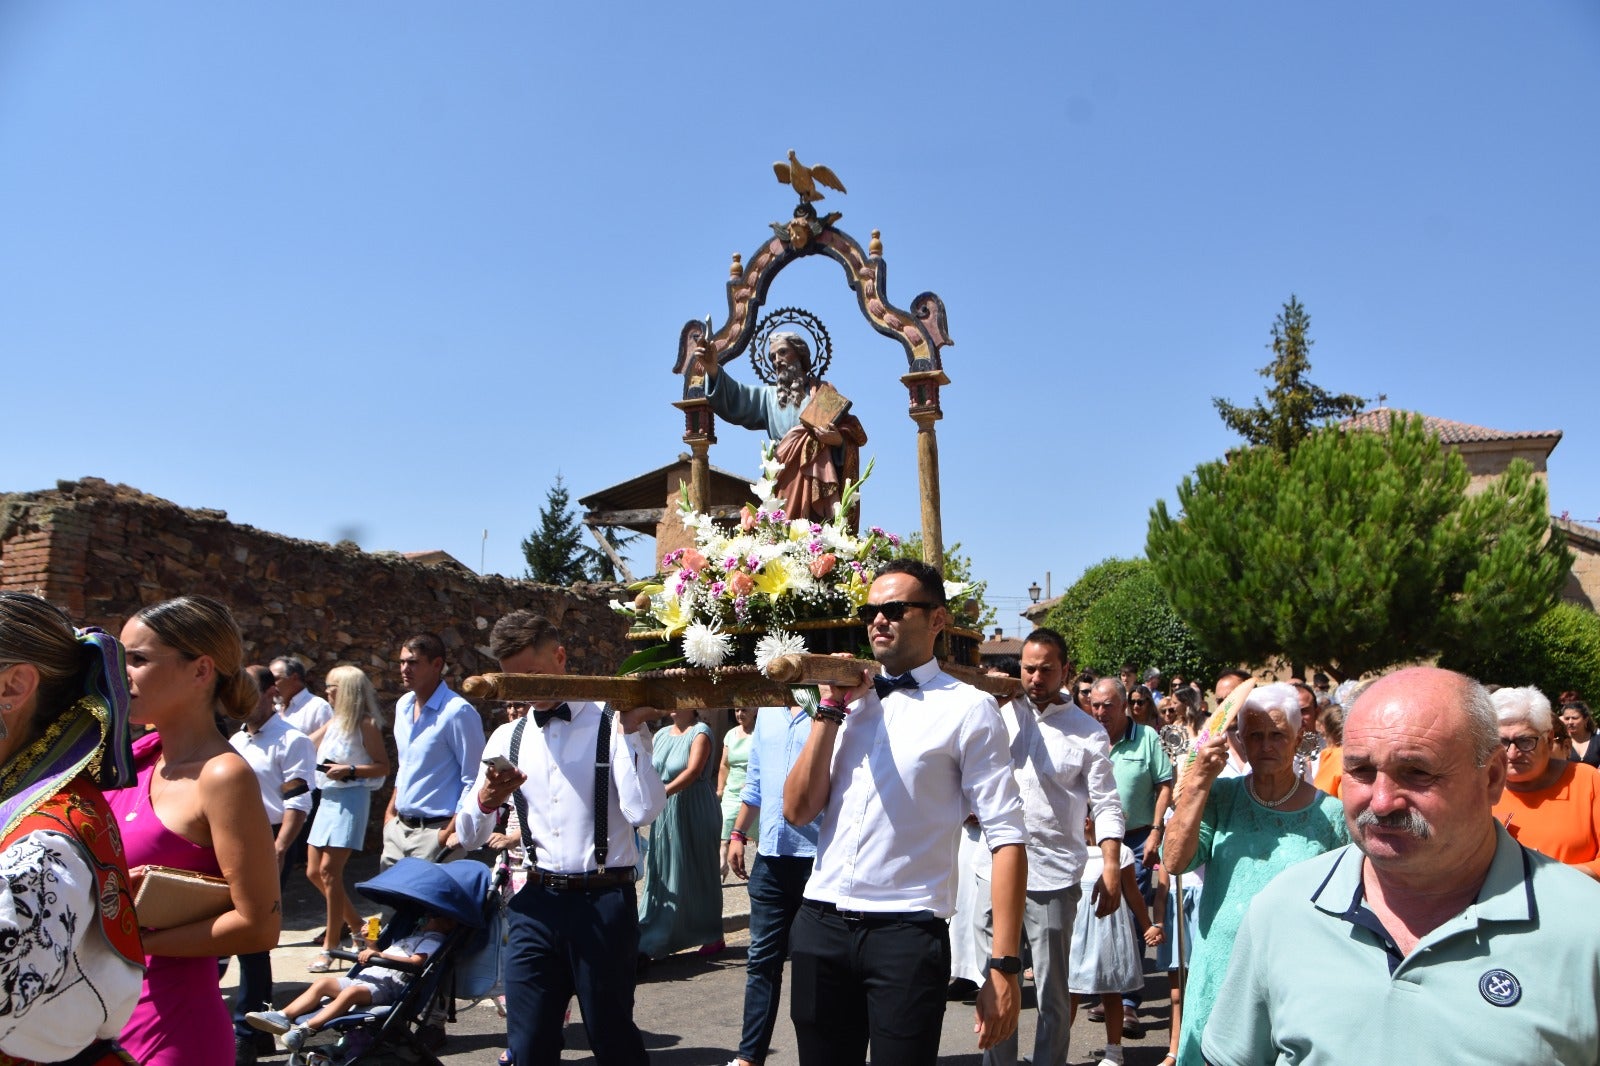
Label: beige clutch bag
xmin=133 ymin=865 xmax=233 ymax=930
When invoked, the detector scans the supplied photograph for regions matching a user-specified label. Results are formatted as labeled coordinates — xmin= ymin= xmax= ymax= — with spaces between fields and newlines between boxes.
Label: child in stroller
xmin=244 ymin=857 xmax=493 ymax=1064
xmin=247 ymin=913 xmax=456 ymax=1052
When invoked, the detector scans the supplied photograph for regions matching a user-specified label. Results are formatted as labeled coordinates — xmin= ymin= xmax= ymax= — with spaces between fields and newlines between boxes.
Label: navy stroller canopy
xmin=355 ymin=857 xmax=490 ymax=928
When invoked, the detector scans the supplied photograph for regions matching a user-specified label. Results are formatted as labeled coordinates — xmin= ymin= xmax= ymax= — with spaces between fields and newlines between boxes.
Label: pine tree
xmin=1212 ymin=295 xmax=1369 ymax=456
xmin=1146 ymin=415 xmax=1572 ymax=678
xmin=521 ymin=475 xmax=600 ymax=585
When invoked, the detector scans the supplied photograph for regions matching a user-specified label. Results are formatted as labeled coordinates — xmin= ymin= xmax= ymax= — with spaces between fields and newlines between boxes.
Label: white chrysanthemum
xmin=723 ymin=534 xmax=757 ymax=560
xmin=682 ymin=621 xmax=734 ymax=669
xmin=782 ymin=557 xmax=817 ymax=591
xmin=754 ymin=630 xmax=808 ymax=675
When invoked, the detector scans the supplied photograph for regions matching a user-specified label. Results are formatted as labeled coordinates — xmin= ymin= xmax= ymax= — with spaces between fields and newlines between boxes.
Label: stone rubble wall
xmin=1 ymin=478 xmax=638 ymax=838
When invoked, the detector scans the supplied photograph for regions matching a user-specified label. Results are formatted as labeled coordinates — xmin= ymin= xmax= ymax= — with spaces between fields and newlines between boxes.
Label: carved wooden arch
xmin=671 ymin=221 xmax=955 ymax=567
xmin=671 ymin=225 xmax=952 ymax=389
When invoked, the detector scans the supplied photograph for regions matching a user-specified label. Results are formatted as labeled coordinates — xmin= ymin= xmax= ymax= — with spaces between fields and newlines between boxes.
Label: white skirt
xmin=1067 ymin=900 xmax=1146 ymax=996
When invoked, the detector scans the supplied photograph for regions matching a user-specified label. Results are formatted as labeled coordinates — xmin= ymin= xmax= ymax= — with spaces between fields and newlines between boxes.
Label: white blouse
xmin=0 ymin=829 xmax=143 ymax=1061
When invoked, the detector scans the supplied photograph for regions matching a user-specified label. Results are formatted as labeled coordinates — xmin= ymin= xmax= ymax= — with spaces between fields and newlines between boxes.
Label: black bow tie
xmin=534 ymin=703 xmax=572 ymax=728
xmin=873 ymin=673 xmax=920 ymax=699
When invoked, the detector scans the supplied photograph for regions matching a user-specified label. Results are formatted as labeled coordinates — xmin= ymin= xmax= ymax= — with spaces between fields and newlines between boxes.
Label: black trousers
xmin=789 ymin=902 xmax=950 ymax=1066
xmin=504 ymin=880 xmax=648 ymax=1066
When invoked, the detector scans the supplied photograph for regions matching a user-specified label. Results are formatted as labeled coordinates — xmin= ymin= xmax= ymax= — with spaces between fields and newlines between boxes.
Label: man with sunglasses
xmin=784 ymin=559 xmax=1028 ymax=1066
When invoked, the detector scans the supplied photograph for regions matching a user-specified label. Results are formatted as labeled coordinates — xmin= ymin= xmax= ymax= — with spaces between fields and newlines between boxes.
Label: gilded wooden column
xmin=674 ymin=397 xmax=716 ymax=513
xmin=902 ymin=370 xmax=950 ymax=569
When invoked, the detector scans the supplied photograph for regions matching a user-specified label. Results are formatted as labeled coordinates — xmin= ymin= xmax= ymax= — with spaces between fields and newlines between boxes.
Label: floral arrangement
xmin=613 ymin=444 xmax=933 ymax=673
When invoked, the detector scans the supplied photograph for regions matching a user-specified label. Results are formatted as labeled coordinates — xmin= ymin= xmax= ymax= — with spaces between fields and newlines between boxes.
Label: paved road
xmin=233 ymin=857 xmax=1178 ymax=1065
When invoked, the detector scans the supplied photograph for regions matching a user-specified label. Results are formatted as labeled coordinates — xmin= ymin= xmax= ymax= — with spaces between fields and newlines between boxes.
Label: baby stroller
xmin=285 ymin=857 xmax=497 ymax=1066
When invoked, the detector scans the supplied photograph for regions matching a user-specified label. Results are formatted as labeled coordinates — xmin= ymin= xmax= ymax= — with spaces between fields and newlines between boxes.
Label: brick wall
xmin=0 ymin=478 xmax=632 ymax=710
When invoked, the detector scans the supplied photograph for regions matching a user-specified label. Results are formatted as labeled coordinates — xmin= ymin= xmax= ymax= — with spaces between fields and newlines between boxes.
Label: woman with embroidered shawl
xmin=0 ymin=593 xmax=143 ymax=1065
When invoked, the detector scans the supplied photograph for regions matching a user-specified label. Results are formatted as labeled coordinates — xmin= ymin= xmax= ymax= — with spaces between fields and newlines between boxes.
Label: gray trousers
xmin=982 ymin=884 xmax=1082 ymax=1066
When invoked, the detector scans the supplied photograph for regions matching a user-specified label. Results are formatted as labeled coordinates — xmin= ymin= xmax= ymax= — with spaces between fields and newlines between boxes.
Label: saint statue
xmin=694 ymin=331 xmax=867 ymax=528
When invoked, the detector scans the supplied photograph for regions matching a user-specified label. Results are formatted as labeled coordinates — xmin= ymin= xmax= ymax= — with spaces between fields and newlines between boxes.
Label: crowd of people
xmin=1 ymin=577 xmax=1598 ymax=1066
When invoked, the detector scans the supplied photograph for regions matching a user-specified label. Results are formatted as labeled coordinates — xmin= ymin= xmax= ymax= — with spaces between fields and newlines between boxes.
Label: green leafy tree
xmin=1043 ymin=557 xmax=1228 ymax=681
xmin=521 ymin=474 xmax=603 ymax=585
xmin=1041 ymin=557 xmax=1145 ymax=657
xmin=1147 ymin=414 xmax=1573 ymax=679
xmin=1440 ymin=603 xmax=1600 ymax=702
xmin=1212 ymin=295 xmax=1369 ymax=456
xmin=895 ymin=534 xmax=996 ymax=629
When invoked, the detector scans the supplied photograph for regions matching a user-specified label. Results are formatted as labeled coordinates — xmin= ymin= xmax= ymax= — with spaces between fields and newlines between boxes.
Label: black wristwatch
xmin=986 ymin=955 xmax=1022 ymax=975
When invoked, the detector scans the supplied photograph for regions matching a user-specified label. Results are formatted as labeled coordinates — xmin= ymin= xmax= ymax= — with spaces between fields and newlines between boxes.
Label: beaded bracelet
xmin=811 ymin=701 xmax=849 ymax=725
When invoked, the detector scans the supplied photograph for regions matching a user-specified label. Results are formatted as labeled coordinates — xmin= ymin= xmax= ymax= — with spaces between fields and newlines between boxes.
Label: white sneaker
xmin=244 ymin=1011 xmax=291 ymax=1035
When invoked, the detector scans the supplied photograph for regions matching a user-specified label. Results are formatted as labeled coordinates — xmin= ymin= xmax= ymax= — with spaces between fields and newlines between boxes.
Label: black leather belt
xmin=535 ymin=867 xmax=635 ymax=891
xmin=397 ymin=813 xmax=450 ymax=830
xmin=806 ymin=899 xmax=939 ymax=925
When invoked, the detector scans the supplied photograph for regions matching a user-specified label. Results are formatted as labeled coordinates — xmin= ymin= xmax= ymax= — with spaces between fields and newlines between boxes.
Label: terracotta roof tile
xmin=1340 ymin=407 xmax=1562 ymax=446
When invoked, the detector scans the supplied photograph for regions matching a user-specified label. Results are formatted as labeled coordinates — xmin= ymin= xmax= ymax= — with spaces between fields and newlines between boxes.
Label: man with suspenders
xmin=455 ymin=612 xmax=667 ymax=1066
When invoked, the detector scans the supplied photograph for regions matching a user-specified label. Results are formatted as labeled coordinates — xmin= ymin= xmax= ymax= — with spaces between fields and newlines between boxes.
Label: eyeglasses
xmin=854 ymin=601 xmax=936 ymax=624
xmin=1499 ymin=735 xmax=1541 ymax=753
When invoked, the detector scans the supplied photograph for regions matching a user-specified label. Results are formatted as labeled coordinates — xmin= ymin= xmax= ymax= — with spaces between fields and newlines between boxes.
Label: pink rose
xmin=740 ymin=505 xmax=759 ymax=532
xmin=681 ymin=548 xmax=707 ymax=573
xmin=810 ymin=553 xmax=837 ymax=578
xmin=726 ymin=571 xmax=756 ymax=597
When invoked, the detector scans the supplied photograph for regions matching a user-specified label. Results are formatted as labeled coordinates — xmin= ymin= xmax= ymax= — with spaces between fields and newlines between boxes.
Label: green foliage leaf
xmin=1042 ymin=557 xmax=1229 ymax=681
xmin=1212 ymin=295 xmax=1369 ymax=456
xmin=615 ymin=642 xmax=685 ymax=676
xmin=1147 ymin=415 xmax=1574 ymax=677
xmin=1440 ymin=602 xmax=1600 ymax=700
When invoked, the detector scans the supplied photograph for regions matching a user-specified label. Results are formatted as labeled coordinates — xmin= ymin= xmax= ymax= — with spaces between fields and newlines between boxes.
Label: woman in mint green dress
xmin=716 ymin=708 xmax=758 ymax=880
xmin=1162 ymin=682 xmax=1349 ymax=1066
xmin=638 ymin=708 xmax=724 ymax=959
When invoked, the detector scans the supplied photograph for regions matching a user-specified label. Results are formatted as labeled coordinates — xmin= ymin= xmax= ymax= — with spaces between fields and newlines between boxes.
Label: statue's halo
xmin=750 ymin=307 xmax=833 ymax=385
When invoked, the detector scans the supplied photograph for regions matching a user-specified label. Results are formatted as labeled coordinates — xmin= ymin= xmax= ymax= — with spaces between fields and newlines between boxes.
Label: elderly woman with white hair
xmin=1490 ymin=685 xmax=1600 ymax=880
xmin=1161 ymin=682 xmax=1348 ymax=1066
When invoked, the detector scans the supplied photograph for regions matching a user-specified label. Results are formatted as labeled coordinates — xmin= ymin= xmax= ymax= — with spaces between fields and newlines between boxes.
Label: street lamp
xmin=1028 ymin=581 xmax=1041 ymax=604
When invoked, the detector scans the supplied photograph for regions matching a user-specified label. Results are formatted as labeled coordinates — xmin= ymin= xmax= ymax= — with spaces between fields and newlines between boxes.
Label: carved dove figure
xmin=773 ymin=150 xmax=846 ymax=203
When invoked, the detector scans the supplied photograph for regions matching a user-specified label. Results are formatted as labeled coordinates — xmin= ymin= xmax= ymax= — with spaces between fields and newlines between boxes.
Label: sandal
xmin=498 ymin=1052 xmax=513 ymax=1066
xmin=307 ymin=953 xmax=342 ymax=973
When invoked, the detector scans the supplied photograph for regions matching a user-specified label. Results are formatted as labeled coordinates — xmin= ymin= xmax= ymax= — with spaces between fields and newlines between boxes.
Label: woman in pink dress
xmin=106 ymin=596 xmax=280 ymax=1065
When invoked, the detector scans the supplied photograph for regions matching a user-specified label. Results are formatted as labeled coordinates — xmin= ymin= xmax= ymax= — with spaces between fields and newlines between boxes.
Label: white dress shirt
xmin=229 ymin=714 xmax=317 ymax=825
xmin=455 ymin=702 xmax=667 ymax=874
xmin=280 ymin=688 xmax=334 ymax=737
xmin=975 ymin=692 xmax=1124 ymax=891
xmin=802 ymin=659 xmax=1027 ymax=917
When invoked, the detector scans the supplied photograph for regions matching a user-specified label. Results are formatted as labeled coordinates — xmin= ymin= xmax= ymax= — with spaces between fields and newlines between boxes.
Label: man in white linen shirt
xmin=271 ymin=655 xmax=332 ymax=735
xmin=785 ymin=559 xmax=1029 ymax=1066
xmin=977 ymin=628 xmax=1124 ymax=1066
xmin=457 ymin=612 xmax=667 ymax=1066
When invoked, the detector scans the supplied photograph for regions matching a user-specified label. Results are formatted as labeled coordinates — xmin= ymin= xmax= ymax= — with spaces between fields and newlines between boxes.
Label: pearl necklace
xmin=1248 ymin=775 xmax=1297 ymax=809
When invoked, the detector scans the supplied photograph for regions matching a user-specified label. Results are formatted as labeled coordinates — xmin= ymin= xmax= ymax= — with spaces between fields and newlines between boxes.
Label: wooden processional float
xmin=462 ymin=153 xmax=1002 ymax=715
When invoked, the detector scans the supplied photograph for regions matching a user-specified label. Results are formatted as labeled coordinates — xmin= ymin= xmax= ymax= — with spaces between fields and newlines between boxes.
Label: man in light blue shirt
xmin=381 ymin=632 xmax=485 ymax=867
xmin=724 ymin=705 xmax=822 ymax=1066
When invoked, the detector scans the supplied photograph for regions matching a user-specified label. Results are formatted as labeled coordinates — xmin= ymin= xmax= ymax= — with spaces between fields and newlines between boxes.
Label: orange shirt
xmin=1312 ymin=745 xmax=1342 ymax=798
xmin=1493 ymin=761 xmax=1600 ymax=879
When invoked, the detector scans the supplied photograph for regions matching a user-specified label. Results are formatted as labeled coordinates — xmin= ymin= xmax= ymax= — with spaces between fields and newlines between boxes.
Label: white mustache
xmin=1355 ymin=807 xmax=1432 ymax=839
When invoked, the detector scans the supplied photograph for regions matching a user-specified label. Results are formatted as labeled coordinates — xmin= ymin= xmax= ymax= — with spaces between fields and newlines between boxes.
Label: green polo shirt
xmin=1203 ymin=824 xmax=1600 ymax=1065
xmin=1108 ymin=719 xmax=1173 ymax=830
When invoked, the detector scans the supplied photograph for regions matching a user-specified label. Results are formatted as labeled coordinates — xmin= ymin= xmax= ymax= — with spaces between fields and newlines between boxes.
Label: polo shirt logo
xmin=1479 ymin=968 xmax=1521 ymax=1007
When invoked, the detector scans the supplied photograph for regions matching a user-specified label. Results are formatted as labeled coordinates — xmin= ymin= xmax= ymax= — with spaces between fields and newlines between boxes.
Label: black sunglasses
xmin=855 ymin=601 xmax=936 ymax=624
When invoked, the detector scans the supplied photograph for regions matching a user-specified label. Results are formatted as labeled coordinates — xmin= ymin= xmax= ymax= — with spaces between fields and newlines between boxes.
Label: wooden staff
xmin=460 ymin=653 xmax=1022 ymax=712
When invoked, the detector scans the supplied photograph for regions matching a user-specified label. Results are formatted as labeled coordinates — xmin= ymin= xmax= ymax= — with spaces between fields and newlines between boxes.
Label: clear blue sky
xmin=5 ymin=3 xmax=1597 ymax=630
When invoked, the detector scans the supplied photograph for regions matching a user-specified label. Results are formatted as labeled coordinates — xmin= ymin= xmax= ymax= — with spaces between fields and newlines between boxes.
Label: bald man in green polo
xmin=1203 ymin=666 xmax=1600 ymax=1064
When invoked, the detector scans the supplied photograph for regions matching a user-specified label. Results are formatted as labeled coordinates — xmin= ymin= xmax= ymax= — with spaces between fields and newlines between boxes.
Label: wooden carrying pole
xmin=461 ymin=653 xmax=1020 ymax=712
